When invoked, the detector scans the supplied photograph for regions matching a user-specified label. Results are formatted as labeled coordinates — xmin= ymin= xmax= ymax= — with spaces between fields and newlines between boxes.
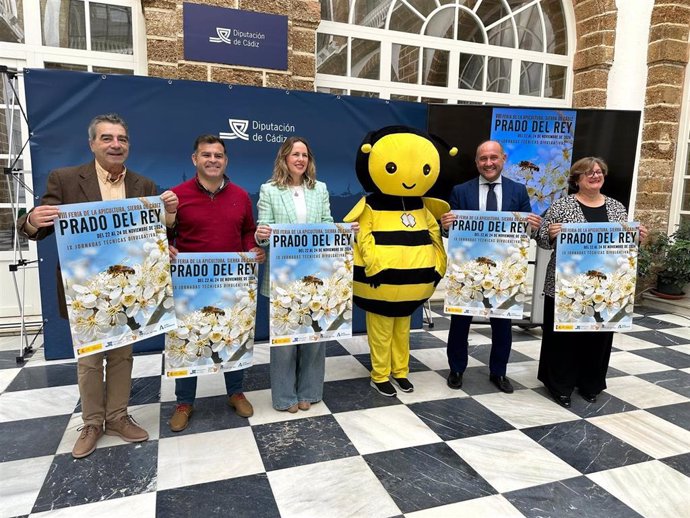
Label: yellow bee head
xmin=356 ymin=126 xmax=458 ymax=197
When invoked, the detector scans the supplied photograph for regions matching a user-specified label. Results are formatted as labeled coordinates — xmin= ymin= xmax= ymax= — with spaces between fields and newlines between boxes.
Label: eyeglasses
xmin=584 ymin=169 xmax=605 ymax=178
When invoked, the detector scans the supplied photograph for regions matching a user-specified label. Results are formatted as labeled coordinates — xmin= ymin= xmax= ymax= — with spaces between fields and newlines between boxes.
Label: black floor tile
xmin=468 ymin=343 xmax=533 ymax=365
xmin=436 ymin=366 xmax=526 ymax=396
xmin=0 ymin=414 xmax=72 ymax=462
xmin=522 ymin=420 xmax=652 ymax=474
xmin=409 ymin=332 xmax=447 ymax=350
xmin=242 ymin=363 xmax=272 ymax=392
xmin=661 ymin=452 xmax=690 ymax=478
xmin=639 ymin=370 xmax=690 ymax=398
xmin=408 ymin=397 xmax=514 ymax=441
xmin=558 ymin=390 xmax=638 ymax=418
xmin=159 ymin=395 xmax=250 ymax=438
xmin=129 ymin=375 xmax=161 ymax=406
xmin=624 ymin=330 xmax=690 ymax=346
xmin=353 ymin=353 xmax=429 ymax=373
xmin=253 ymin=415 xmax=358 ymax=471
xmin=364 ymin=442 xmax=496 ymax=513
xmin=324 ymin=340 xmax=351 ymax=357
xmin=630 ymin=347 xmax=690 ymax=369
xmin=645 ymin=401 xmax=690 ymax=430
xmin=322 ymin=378 xmax=402 ymax=413
xmin=505 ymin=476 xmax=642 ymax=518
xmin=156 ymin=474 xmax=280 ymax=518
xmin=5 ymin=364 xmax=77 ymax=392
xmin=32 ymin=441 xmax=158 ymax=513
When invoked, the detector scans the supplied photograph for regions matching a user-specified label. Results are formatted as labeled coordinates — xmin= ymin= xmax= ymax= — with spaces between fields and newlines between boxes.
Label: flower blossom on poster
xmin=270 ymin=254 xmax=353 ymax=336
xmin=65 ymin=226 xmax=174 ymax=345
xmin=555 ymin=249 xmax=637 ymax=325
xmin=445 ymin=236 xmax=530 ymax=312
xmin=166 ymin=283 xmax=257 ymax=369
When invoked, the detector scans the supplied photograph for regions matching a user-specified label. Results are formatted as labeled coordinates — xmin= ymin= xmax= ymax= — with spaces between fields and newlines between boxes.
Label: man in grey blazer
xmin=17 ymin=114 xmax=179 ymax=458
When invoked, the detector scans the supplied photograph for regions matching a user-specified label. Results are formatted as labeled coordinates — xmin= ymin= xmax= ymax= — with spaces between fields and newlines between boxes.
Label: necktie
xmin=486 ymin=182 xmax=498 ymax=211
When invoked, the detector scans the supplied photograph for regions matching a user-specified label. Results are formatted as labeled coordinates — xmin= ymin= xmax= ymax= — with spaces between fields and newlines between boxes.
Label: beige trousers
xmin=77 ymin=344 xmax=133 ymax=426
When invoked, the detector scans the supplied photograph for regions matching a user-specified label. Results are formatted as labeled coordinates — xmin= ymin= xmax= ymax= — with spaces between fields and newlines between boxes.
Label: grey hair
xmin=88 ymin=114 xmax=128 ymax=140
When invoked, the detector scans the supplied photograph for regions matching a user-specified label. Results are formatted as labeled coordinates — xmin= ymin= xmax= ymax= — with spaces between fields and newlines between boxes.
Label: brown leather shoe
xmin=170 ymin=404 xmax=194 ymax=432
xmin=72 ymin=424 xmax=103 ymax=459
xmin=228 ymin=393 xmax=253 ymax=417
xmin=105 ymin=415 xmax=149 ymax=442
xmin=298 ymin=401 xmax=311 ymax=411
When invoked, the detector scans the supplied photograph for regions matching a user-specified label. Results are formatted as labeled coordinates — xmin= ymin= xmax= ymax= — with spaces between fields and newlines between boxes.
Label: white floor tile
xmin=658 ymin=327 xmax=690 ymax=340
xmin=612 ymin=333 xmax=660 ymax=351
xmin=334 ymin=405 xmax=441 ymax=455
xmin=473 ymin=389 xmax=578 ymax=429
xmin=588 ymin=460 xmax=690 ymax=518
xmin=429 ymin=329 xmax=449 ymax=342
xmin=30 ymin=492 xmax=157 ymax=518
xmin=336 ymin=335 xmax=370 ymax=355
xmin=324 ymin=355 xmax=370 ymax=382
xmin=268 ymin=456 xmax=400 ymax=518
xmin=510 ymin=340 xmax=543 ymax=360
xmin=505 ymin=361 xmax=542 ymax=389
xmin=55 ymin=404 xmax=161 ymax=455
xmin=0 ymin=367 xmax=20 ymax=393
xmin=0 ymin=384 xmax=79 ymax=422
xmin=410 ymin=347 xmax=450 ymax=370
xmin=608 ymin=351 xmax=672 ymax=375
xmin=0 ymin=455 xmax=53 ymax=518
xmin=406 ymin=494 xmax=525 ymax=518
xmin=247 ymin=388 xmax=331 ymax=426
xmin=588 ymin=410 xmax=690 ymax=458
xmin=447 ymin=430 xmax=580 ymax=493
xmin=669 ymin=344 xmax=690 ymax=356
xmin=395 ymin=371 xmax=468 ymax=404
xmin=131 ymin=354 xmax=162 ymax=378
xmin=159 ymin=370 xmax=228 ymax=402
xmin=603 ymin=376 xmax=687 ymax=409
xmin=157 ymin=427 xmax=264 ymax=490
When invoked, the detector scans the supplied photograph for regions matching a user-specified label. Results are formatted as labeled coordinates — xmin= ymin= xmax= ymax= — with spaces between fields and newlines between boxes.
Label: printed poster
xmin=445 ymin=210 xmax=531 ymax=318
xmin=269 ymin=223 xmax=354 ymax=345
xmin=165 ymin=252 xmax=258 ymax=378
xmin=555 ymin=222 xmax=639 ymax=331
xmin=54 ymin=197 xmax=177 ymax=358
xmin=491 ymin=107 xmax=576 ymax=214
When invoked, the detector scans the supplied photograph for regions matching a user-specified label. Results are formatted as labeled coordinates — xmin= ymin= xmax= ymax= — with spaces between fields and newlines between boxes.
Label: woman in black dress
xmin=536 ymin=157 xmax=647 ymax=407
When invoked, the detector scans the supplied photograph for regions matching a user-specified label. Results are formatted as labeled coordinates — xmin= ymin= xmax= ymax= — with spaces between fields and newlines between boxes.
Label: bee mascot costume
xmin=344 ymin=126 xmax=457 ymax=396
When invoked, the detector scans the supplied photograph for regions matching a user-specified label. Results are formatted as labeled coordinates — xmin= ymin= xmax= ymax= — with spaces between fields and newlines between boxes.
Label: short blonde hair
xmin=270 ymin=137 xmax=317 ymax=189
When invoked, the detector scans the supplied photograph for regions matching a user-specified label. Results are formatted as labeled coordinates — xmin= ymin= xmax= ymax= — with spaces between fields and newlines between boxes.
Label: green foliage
xmin=638 ymin=222 xmax=690 ymax=290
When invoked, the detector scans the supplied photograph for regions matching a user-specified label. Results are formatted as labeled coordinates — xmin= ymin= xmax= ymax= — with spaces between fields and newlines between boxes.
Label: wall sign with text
xmin=183 ymin=3 xmax=288 ymax=70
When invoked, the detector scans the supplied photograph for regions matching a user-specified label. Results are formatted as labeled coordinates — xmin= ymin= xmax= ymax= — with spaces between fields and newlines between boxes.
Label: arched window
xmin=317 ymin=0 xmax=571 ymax=105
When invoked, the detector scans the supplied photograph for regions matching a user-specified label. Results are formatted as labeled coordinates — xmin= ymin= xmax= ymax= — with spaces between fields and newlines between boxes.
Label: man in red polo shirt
xmin=168 ymin=134 xmax=265 ymax=432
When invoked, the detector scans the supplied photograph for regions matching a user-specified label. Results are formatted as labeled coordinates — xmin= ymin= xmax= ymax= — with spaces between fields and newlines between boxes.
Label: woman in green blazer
xmin=256 ymin=137 xmax=334 ymax=412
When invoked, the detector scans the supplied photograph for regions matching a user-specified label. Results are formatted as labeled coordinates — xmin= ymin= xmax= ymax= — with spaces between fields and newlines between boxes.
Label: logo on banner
xmin=220 ymin=119 xmax=250 ymax=141
xmin=209 ymin=28 xmax=233 ymax=45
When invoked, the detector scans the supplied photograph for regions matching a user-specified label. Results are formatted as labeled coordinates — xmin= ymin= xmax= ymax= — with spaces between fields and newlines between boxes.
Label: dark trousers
xmin=175 ymin=369 xmax=245 ymax=405
xmin=447 ymin=315 xmax=512 ymax=376
xmin=538 ymin=296 xmax=613 ymax=397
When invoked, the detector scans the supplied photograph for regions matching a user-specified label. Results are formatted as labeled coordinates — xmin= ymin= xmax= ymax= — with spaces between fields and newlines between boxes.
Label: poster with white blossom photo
xmin=54 ymin=197 xmax=177 ymax=358
xmin=165 ymin=252 xmax=258 ymax=378
xmin=269 ymin=223 xmax=354 ymax=346
xmin=444 ymin=211 xmax=531 ymax=319
xmin=554 ymin=222 xmax=639 ymax=331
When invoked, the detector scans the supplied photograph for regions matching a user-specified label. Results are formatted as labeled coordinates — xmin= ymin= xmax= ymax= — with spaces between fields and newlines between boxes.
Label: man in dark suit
xmin=440 ymin=140 xmax=541 ymax=393
xmin=17 ymin=114 xmax=178 ymax=458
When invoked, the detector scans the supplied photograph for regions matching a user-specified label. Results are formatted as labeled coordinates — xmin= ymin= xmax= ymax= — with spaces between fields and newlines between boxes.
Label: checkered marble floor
xmin=1 ymin=303 xmax=689 ymax=518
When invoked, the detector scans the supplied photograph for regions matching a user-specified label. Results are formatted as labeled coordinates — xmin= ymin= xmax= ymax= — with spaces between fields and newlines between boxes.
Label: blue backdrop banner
xmin=23 ymin=69 xmax=427 ymax=359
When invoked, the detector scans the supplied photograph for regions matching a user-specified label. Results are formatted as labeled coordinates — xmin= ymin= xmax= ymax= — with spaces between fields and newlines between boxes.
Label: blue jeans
xmin=270 ymin=342 xmax=325 ymax=410
xmin=175 ymin=369 xmax=245 ymax=405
